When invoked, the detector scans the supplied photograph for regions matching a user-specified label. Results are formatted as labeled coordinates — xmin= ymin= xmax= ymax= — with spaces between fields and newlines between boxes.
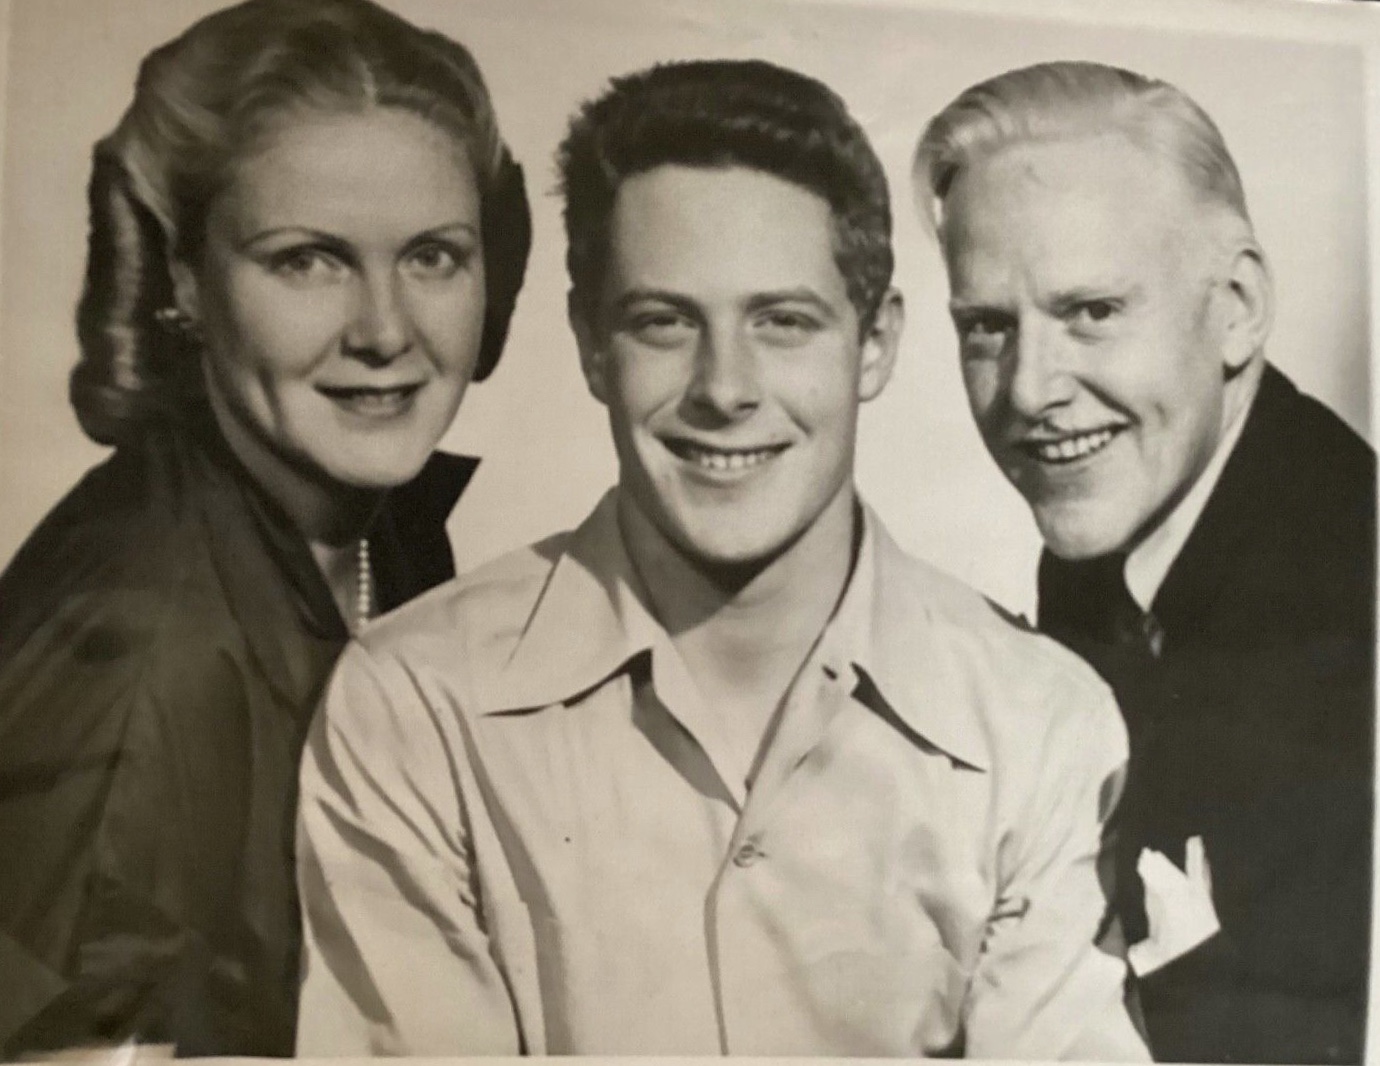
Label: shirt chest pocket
xmin=524 ymin=908 xmax=722 ymax=1054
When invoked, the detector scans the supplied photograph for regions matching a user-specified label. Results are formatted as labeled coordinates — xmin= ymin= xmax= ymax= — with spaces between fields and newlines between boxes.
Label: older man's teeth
xmin=1032 ymin=429 xmax=1116 ymax=463
xmin=683 ymin=446 xmax=779 ymax=472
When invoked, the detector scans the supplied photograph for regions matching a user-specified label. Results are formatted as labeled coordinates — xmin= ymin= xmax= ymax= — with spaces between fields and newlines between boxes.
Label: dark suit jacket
xmin=0 ymin=406 xmax=474 ymax=1056
xmin=1039 ymin=365 xmax=1374 ymax=1064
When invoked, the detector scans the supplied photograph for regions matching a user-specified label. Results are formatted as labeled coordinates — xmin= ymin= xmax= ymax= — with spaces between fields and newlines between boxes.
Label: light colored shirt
xmin=296 ymin=493 xmax=1149 ymax=1059
xmin=1125 ymin=380 xmax=1259 ymax=611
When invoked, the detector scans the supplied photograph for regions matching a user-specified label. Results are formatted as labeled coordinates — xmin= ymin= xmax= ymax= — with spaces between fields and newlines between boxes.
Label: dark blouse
xmin=0 ymin=408 xmax=475 ymax=1056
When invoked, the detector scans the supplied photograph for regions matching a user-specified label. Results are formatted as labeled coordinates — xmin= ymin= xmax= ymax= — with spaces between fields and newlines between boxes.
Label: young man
xmin=914 ymin=61 xmax=1373 ymax=1064
xmin=296 ymin=59 xmax=1146 ymax=1058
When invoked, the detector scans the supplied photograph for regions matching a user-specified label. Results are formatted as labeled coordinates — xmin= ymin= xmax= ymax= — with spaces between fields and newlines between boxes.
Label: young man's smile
xmin=573 ymin=164 xmax=900 ymax=571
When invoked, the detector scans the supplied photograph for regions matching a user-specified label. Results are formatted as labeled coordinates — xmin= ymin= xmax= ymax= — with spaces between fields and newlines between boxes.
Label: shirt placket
xmin=704 ymin=652 xmax=855 ymax=1053
xmin=646 ymin=640 xmax=751 ymax=813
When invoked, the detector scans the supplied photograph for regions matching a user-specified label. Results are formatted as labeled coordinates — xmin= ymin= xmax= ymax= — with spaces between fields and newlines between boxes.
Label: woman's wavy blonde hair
xmin=73 ymin=0 xmax=530 ymax=446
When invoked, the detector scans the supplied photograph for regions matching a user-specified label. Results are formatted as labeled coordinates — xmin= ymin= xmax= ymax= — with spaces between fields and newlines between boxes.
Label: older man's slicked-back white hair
xmin=912 ymin=61 xmax=1254 ymax=246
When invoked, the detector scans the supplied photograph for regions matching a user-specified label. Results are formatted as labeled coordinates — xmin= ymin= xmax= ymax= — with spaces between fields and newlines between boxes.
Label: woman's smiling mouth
xmin=316 ymin=382 xmax=425 ymax=417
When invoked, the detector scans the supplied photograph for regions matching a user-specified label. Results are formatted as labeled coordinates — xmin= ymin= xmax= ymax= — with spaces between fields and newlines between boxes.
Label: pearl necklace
xmin=354 ymin=537 xmax=374 ymax=631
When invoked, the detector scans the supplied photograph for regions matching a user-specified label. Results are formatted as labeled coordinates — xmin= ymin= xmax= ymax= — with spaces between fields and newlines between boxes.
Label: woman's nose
xmin=342 ymin=273 xmax=413 ymax=363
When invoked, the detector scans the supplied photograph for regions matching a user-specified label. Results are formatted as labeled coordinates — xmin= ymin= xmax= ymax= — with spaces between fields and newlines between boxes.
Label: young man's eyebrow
xmin=610 ymin=287 xmax=841 ymax=321
xmin=611 ymin=289 xmax=698 ymax=313
xmin=744 ymin=288 xmax=838 ymax=318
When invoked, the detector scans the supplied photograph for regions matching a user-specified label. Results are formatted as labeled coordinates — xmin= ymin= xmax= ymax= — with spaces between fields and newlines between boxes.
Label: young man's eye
xmin=627 ymin=310 xmax=696 ymax=348
xmin=754 ymin=310 xmax=820 ymax=346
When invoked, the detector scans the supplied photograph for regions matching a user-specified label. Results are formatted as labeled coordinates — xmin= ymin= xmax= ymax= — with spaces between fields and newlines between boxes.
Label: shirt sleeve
xmin=295 ymin=638 xmax=521 ymax=1055
xmin=964 ymin=675 xmax=1150 ymax=1061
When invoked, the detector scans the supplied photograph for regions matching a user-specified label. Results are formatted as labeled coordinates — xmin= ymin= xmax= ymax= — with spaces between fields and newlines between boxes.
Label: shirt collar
xmin=822 ymin=503 xmax=991 ymax=772
xmin=483 ymin=491 xmax=662 ymax=714
xmin=384 ymin=450 xmax=478 ymax=537
xmin=486 ymin=492 xmax=990 ymax=771
xmin=1124 ymin=374 xmax=1260 ymax=611
xmin=368 ymin=450 xmax=478 ymax=611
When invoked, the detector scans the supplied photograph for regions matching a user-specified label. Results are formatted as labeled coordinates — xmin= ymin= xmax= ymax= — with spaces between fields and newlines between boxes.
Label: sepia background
xmin=0 ymin=0 xmax=1371 ymax=618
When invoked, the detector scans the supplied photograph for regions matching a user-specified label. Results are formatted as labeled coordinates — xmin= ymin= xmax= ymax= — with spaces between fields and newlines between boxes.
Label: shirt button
xmin=733 ymin=840 xmax=764 ymax=868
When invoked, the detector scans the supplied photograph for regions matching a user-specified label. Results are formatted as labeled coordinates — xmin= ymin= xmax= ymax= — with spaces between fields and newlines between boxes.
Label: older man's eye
xmin=1068 ymin=299 xmax=1121 ymax=331
xmin=953 ymin=311 xmax=1011 ymax=358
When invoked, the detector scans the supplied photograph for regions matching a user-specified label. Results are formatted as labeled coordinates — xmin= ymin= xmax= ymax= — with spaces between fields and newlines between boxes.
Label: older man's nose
xmin=1005 ymin=324 xmax=1076 ymax=419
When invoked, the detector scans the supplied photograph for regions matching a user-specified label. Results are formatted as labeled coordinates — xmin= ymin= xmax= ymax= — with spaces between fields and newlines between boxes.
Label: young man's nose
xmin=685 ymin=326 xmax=762 ymax=418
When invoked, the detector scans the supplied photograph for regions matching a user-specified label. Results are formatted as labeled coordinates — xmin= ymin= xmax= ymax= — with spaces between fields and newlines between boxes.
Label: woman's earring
xmin=154 ymin=306 xmax=200 ymax=339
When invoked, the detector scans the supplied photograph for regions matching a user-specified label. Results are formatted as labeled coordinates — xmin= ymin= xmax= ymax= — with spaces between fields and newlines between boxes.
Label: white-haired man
xmin=915 ymin=61 xmax=1373 ymax=1064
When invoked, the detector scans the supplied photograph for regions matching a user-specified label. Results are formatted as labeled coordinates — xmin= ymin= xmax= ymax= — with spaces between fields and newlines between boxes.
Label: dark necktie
xmin=1038 ymin=551 xmax=1163 ymax=683
xmin=1038 ymin=550 xmax=1165 ymax=945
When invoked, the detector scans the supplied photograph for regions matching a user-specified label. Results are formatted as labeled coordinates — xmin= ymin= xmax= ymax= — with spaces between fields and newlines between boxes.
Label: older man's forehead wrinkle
xmin=948 ymin=213 xmax=1156 ymax=315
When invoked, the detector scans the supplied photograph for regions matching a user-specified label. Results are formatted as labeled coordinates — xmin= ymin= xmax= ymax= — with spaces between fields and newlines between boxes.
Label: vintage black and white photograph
xmin=0 ymin=0 xmax=1374 ymax=1060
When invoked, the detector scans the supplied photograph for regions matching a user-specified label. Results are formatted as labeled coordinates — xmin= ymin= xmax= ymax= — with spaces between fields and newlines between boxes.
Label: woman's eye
xmin=268 ymin=248 xmax=346 ymax=284
xmin=404 ymin=242 xmax=469 ymax=280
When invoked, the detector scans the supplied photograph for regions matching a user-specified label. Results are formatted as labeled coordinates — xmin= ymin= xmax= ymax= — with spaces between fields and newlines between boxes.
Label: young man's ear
xmin=858 ymin=288 xmax=904 ymax=402
xmin=568 ymin=289 xmax=609 ymax=406
xmin=1218 ymin=242 xmax=1273 ymax=377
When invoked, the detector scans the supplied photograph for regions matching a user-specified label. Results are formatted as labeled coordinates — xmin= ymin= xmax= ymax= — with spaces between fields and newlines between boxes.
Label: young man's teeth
xmin=687 ymin=447 xmax=776 ymax=471
xmin=1036 ymin=428 xmax=1115 ymax=462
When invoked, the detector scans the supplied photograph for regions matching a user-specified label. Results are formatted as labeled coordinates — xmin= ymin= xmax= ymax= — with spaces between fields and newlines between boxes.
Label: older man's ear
xmin=1218 ymin=244 xmax=1274 ymax=377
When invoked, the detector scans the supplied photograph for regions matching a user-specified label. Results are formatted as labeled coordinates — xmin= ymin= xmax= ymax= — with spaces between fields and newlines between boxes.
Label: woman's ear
xmin=569 ymin=289 xmax=609 ymax=406
xmin=168 ymin=258 xmax=202 ymax=324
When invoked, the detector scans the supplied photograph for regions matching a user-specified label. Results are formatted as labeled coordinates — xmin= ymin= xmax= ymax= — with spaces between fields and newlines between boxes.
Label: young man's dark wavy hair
xmin=558 ymin=59 xmax=893 ymax=333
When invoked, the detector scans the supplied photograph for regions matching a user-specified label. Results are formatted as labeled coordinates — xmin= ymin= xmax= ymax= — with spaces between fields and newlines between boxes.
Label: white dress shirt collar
xmin=1124 ymin=379 xmax=1259 ymax=612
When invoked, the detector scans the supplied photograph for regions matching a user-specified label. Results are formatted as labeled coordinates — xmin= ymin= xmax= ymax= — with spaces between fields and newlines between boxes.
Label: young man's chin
xmin=642 ymin=510 xmax=799 ymax=583
xmin=675 ymin=526 xmax=784 ymax=569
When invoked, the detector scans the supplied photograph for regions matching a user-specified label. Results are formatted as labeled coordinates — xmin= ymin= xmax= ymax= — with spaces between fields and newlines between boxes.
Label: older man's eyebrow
xmin=1045 ymin=283 xmax=1144 ymax=315
xmin=948 ymin=296 xmax=996 ymax=313
xmin=947 ymin=296 xmax=1012 ymax=320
